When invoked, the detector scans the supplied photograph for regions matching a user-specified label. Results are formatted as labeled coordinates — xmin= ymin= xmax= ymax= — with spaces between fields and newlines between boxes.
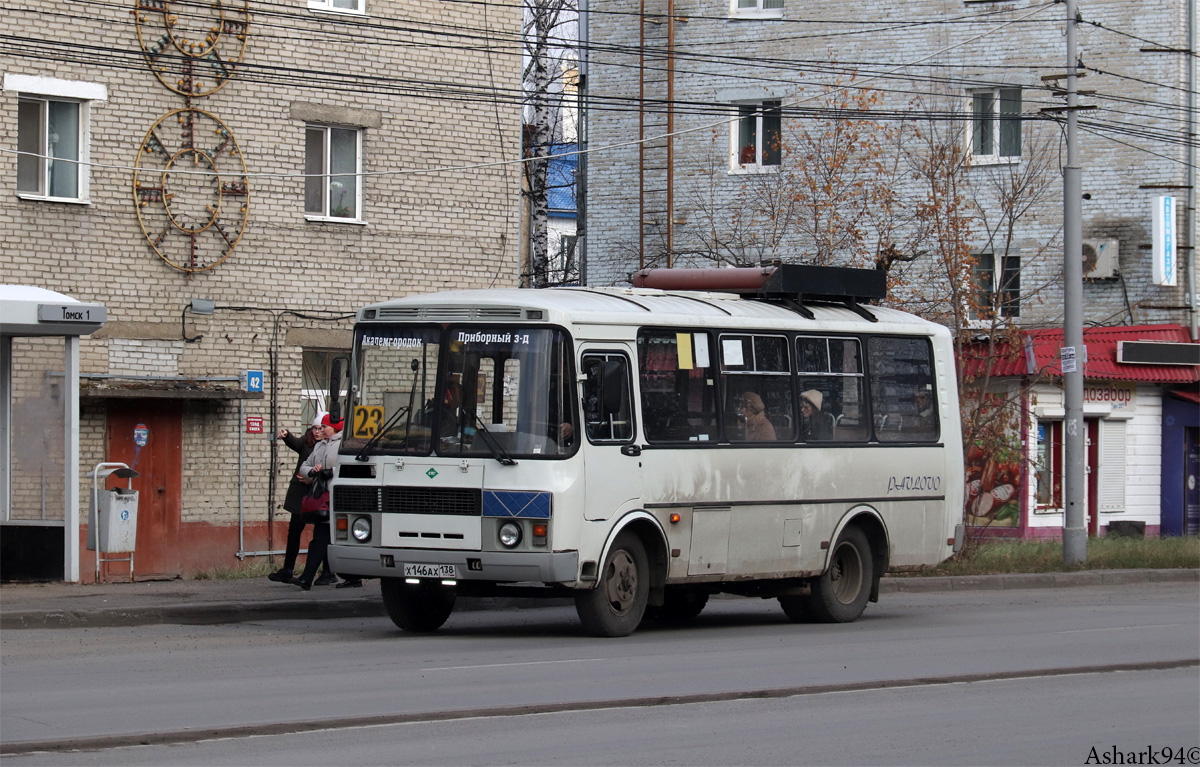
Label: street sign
xmin=246 ymin=416 xmax=264 ymax=434
xmin=245 ymin=370 xmax=264 ymax=393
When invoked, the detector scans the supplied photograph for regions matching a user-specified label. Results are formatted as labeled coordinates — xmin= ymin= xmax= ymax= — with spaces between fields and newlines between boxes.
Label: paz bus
xmin=325 ymin=265 xmax=964 ymax=637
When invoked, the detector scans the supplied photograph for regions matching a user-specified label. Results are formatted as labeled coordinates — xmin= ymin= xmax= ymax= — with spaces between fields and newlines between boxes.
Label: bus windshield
xmin=344 ymin=325 xmax=577 ymax=459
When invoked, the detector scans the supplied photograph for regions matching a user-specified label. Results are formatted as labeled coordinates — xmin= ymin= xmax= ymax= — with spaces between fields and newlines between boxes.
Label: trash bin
xmin=87 ymin=487 xmax=139 ymax=552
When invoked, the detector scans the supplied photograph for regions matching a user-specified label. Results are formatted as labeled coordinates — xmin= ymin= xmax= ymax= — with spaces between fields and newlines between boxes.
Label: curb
xmin=1 ymin=570 xmax=1195 ymax=630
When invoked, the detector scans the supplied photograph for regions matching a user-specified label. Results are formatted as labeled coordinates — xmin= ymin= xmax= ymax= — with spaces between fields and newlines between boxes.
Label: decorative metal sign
xmin=134 ymin=108 xmax=249 ymax=273
xmin=134 ymin=0 xmax=249 ymax=97
xmin=133 ymin=0 xmax=250 ymax=273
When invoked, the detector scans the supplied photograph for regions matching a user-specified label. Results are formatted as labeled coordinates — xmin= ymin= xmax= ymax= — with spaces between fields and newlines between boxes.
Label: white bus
xmin=326 ymin=265 xmax=964 ymax=637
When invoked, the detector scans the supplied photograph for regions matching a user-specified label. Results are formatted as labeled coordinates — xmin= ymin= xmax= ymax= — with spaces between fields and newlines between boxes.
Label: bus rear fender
xmin=826 ymin=507 xmax=890 ymax=603
xmin=594 ymin=511 xmax=670 ymax=608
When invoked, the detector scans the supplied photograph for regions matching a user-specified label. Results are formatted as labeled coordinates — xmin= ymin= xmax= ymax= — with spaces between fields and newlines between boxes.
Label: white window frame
xmin=4 ymin=75 xmax=106 ymax=204
xmin=729 ymin=100 xmax=782 ymax=173
xmin=968 ymin=86 xmax=1022 ymax=164
xmin=305 ymin=125 xmax=364 ymax=223
xmin=308 ymin=0 xmax=365 ymax=15
xmin=730 ymin=0 xmax=783 ymax=19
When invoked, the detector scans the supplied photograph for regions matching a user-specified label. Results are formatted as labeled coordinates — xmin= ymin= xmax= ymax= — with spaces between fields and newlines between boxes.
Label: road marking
xmin=426 ymin=658 xmax=606 ymax=672
xmin=1055 ymin=623 xmax=1184 ymax=634
xmin=5 ymin=658 xmax=1195 ymax=756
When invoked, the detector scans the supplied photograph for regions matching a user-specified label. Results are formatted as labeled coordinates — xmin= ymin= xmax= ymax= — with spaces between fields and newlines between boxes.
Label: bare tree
xmin=522 ymin=0 xmax=577 ymax=287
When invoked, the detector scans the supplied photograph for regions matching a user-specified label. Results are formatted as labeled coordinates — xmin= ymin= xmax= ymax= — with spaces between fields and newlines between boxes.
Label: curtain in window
xmin=304 ymin=128 xmax=325 ymax=214
xmin=46 ymin=101 xmax=78 ymax=199
xmin=17 ymin=99 xmax=42 ymax=194
xmin=999 ymin=88 xmax=1022 ymax=158
xmin=329 ymin=128 xmax=357 ymax=218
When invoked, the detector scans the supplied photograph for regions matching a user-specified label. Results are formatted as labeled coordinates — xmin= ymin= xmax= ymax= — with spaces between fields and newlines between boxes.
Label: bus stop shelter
xmin=1 ymin=285 xmax=106 ymax=582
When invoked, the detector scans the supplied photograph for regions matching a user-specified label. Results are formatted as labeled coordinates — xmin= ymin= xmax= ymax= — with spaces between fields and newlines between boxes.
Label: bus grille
xmin=333 ymin=486 xmax=381 ymax=514
xmin=383 ymin=487 xmax=482 ymax=516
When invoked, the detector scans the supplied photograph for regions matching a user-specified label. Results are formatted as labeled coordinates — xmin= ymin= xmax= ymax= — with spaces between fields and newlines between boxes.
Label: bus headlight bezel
xmin=498 ymin=521 xmax=522 ymax=548
xmin=351 ymin=516 xmax=372 ymax=542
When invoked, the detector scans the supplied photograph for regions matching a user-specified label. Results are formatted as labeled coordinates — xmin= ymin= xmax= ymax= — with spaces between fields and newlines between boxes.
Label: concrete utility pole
xmin=1062 ymin=0 xmax=1087 ymax=563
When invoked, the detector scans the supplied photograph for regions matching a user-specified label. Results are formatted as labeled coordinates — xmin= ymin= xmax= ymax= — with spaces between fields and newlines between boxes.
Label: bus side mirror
xmin=329 ymin=358 xmax=344 ymax=422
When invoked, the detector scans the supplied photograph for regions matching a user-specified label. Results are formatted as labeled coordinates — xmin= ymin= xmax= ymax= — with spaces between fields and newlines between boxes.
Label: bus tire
xmin=575 ymin=532 xmax=649 ymax=637
xmin=805 ymin=526 xmax=873 ymax=623
xmin=777 ymin=594 xmax=810 ymax=622
xmin=380 ymin=577 xmax=456 ymax=632
xmin=657 ymin=587 xmax=709 ymax=623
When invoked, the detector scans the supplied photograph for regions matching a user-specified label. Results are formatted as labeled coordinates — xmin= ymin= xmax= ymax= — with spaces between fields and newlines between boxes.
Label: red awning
xmin=961 ymin=324 xmax=1199 ymax=384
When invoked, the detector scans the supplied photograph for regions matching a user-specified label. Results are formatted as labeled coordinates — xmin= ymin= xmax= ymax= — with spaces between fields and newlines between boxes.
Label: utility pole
xmin=1062 ymin=0 xmax=1087 ymax=563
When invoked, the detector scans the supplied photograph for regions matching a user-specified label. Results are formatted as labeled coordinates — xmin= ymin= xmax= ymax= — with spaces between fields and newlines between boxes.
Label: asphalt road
xmin=2 ymin=582 xmax=1198 ymax=765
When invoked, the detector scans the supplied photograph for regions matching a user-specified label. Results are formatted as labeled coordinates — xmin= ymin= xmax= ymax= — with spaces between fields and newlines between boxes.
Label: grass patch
xmin=192 ymin=559 xmax=278 ymax=581
xmin=916 ymin=535 xmax=1200 ymax=576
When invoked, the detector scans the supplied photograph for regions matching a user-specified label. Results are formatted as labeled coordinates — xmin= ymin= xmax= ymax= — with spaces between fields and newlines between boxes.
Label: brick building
xmin=1 ymin=0 xmax=522 ymax=580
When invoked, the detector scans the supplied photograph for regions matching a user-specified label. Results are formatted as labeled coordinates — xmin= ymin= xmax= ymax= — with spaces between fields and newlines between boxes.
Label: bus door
xmin=579 ymin=349 xmax=642 ymax=520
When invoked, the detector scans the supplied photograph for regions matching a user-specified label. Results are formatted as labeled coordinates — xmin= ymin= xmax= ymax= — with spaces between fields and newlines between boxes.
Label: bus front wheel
xmin=803 ymin=525 xmax=873 ymax=623
xmin=380 ymin=577 xmax=456 ymax=632
xmin=576 ymin=532 xmax=649 ymax=637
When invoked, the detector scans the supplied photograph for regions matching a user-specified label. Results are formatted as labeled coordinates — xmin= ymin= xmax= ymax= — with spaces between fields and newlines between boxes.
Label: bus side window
xmin=582 ymin=353 xmax=634 ymax=443
xmin=867 ymin=336 xmax=939 ymax=443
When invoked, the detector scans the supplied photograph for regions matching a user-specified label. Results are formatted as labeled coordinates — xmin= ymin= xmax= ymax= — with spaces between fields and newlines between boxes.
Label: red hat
xmin=321 ymin=413 xmax=344 ymax=432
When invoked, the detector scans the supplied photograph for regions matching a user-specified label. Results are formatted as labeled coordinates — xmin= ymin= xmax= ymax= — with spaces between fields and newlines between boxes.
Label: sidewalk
xmin=1 ymin=569 xmax=1195 ymax=630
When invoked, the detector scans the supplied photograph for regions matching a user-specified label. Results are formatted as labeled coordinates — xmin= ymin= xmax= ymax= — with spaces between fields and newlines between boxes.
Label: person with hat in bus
xmin=799 ymin=389 xmax=831 ymax=441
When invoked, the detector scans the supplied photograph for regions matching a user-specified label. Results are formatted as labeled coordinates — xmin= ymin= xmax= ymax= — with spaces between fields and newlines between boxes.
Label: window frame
xmin=866 ymin=335 xmax=939 ymax=443
xmin=581 ymin=351 xmax=636 ymax=444
xmin=718 ymin=333 xmax=793 ymax=442
xmin=971 ymin=250 xmax=1021 ymax=320
xmin=730 ymin=0 xmax=783 ymax=19
xmin=8 ymin=77 xmax=100 ymax=204
xmin=795 ymin=335 xmax=869 ymax=443
xmin=307 ymin=0 xmax=365 ymax=15
xmin=968 ymin=86 xmax=1022 ymax=164
xmin=730 ymin=100 xmax=782 ymax=173
xmin=305 ymin=124 xmax=364 ymax=223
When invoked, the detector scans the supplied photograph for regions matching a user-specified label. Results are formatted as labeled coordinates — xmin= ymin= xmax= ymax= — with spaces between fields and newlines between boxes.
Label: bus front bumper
xmin=328 ymin=544 xmax=580 ymax=584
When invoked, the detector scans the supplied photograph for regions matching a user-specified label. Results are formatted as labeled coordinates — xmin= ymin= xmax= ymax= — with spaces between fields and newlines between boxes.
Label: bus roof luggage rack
xmin=631 ymin=265 xmax=885 ymax=322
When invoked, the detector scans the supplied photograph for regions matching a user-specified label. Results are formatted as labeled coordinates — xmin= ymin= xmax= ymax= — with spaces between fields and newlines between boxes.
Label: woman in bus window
xmin=799 ymin=389 xmax=831 ymax=441
xmin=737 ymin=391 xmax=776 ymax=442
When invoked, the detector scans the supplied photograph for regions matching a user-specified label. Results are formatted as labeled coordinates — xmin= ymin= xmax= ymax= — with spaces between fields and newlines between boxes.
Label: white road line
xmin=1055 ymin=623 xmax=1184 ymax=634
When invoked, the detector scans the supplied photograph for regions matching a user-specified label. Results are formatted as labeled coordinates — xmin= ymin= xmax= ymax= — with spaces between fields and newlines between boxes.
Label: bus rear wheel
xmin=380 ymin=577 xmax=456 ymax=632
xmin=575 ymin=532 xmax=649 ymax=637
xmin=804 ymin=526 xmax=873 ymax=623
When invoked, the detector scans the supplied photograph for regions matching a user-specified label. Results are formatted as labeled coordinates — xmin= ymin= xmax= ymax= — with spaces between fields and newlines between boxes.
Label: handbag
xmin=301 ymin=490 xmax=330 ymax=517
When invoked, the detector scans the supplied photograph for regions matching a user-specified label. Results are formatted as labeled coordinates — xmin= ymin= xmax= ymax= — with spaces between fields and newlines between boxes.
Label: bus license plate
xmin=403 ymin=563 xmax=458 ymax=579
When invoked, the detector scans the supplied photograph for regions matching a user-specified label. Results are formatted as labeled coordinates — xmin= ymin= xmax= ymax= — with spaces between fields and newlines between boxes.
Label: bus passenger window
xmin=638 ymin=330 xmax=716 ymax=442
xmin=867 ymin=336 xmax=939 ymax=442
xmin=720 ymin=334 xmax=793 ymax=442
xmin=795 ymin=336 xmax=867 ymax=442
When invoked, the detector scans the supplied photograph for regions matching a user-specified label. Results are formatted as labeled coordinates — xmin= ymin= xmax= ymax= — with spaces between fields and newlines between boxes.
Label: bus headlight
xmin=498 ymin=521 xmax=522 ymax=548
xmin=351 ymin=516 xmax=372 ymax=542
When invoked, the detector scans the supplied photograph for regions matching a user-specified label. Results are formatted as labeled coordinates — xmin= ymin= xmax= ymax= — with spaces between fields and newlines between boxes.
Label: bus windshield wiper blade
xmin=469 ymin=411 xmax=517 ymax=466
xmin=354 ymin=405 xmax=411 ymax=461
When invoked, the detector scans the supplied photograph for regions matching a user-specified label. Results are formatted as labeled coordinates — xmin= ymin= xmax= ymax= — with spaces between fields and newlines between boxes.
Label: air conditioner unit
xmin=1082 ymin=238 xmax=1119 ymax=279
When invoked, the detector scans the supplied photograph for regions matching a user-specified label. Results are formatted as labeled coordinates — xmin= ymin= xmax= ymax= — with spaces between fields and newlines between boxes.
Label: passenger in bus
xmin=737 ymin=391 xmax=776 ymax=441
xmin=913 ymin=389 xmax=935 ymax=427
xmin=437 ymin=379 xmax=465 ymax=440
xmin=799 ymin=389 xmax=831 ymax=441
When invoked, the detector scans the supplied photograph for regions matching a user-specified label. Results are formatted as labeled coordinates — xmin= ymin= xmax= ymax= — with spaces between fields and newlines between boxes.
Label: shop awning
xmin=961 ymin=324 xmax=1199 ymax=384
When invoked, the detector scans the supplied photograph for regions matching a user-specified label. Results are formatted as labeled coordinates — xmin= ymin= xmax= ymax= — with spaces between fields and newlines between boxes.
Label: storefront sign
xmin=1083 ymin=381 xmax=1136 ymax=412
xmin=1152 ymin=196 xmax=1177 ymax=286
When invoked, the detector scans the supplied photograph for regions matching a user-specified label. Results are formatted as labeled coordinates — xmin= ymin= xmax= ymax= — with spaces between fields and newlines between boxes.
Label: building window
xmin=972 ymin=251 xmax=1021 ymax=319
xmin=308 ymin=0 xmax=364 ymax=13
xmin=305 ymin=126 xmax=361 ymax=220
xmin=731 ymin=0 xmax=783 ymax=18
xmin=16 ymin=96 xmax=88 ymax=201
xmin=970 ymin=87 xmax=1021 ymax=162
xmin=732 ymin=101 xmax=782 ymax=170
xmin=300 ymin=349 xmax=349 ymax=424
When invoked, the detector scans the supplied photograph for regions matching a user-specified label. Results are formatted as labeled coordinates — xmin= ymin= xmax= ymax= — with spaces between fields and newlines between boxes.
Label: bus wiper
xmin=354 ymin=404 xmax=411 ymax=461
xmin=468 ymin=410 xmax=517 ymax=466
xmin=356 ymin=359 xmax=422 ymax=462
